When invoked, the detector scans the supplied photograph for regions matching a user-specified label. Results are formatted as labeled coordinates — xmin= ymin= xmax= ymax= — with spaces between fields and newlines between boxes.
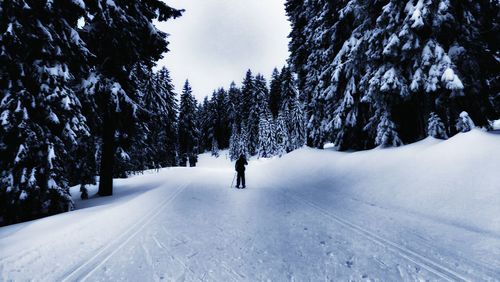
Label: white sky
xmin=155 ymin=0 xmax=291 ymax=101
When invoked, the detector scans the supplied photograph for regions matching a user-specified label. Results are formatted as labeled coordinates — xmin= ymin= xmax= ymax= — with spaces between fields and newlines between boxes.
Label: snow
xmin=410 ymin=68 xmax=422 ymax=91
xmin=106 ymin=0 xmax=118 ymax=9
xmin=71 ymin=0 xmax=85 ymax=9
xmin=380 ymin=67 xmax=400 ymax=92
xmin=407 ymin=0 xmax=425 ymax=28
xmin=441 ymin=67 xmax=464 ymax=90
xmin=77 ymin=17 xmax=85 ymax=29
xmin=64 ymin=122 xmax=78 ymax=144
xmin=61 ymin=96 xmax=71 ymax=110
xmin=6 ymin=23 xmax=14 ymax=35
xmin=410 ymin=9 xmax=423 ymax=28
xmin=36 ymin=20 xmax=53 ymax=42
xmin=117 ymin=147 xmax=131 ymax=161
xmin=18 ymin=190 xmax=28 ymax=201
xmin=493 ymin=119 xmax=500 ymax=130
xmin=456 ymin=111 xmax=475 ymax=132
xmin=70 ymin=28 xmax=83 ymax=45
xmin=14 ymin=144 xmax=25 ymax=163
xmin=0 ymin=110 xmax=9 ymax=126
xmin=47 ymin=144 xmax=56 ymax=169
xmin=28 ymin=169 xmax=36 ymax=186
xmin=81 ymin=72 xmax=99 ymax=95
xmin=47 ymin=178 xmax=57 ymax=189
xmin=41 ymin=63 xmax=71 ymax=80
xmin=382 ymin=34 xmax=399 ymax=55
xmin=1 ymin=131 xmax=499 ymax=280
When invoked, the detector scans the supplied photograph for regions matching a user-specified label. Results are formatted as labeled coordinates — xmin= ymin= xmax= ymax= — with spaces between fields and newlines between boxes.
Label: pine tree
xmin=197 ymin=96 xmax=212 ymax=153
xmin=156 ymin=67 xmax=179 ymax=167
xmin=238 ymin=70 xmax=253 ymax=156
xmin=211 ymin=138 xmax=220 ymax=157
xmin=286 ymin=0 xmax=499 ymax=150
xmin=197 ymin=87 xmax=230 ymax=155
xmin=456 ymin=111 xmax=475 ymax=133
xmin=375 ymin=114 xmax=403 ymax=148
xmin=70 ymin=135 xmax=98 ymax=200
xmin=229 ymin=124 xmax=249 ymax=161
xmin=427 ymin=112 xmax=448 ymax=139
xmin=129 ymin=65 xmax=178 ymax=170
xmin=288 ymin=98 xmax=306 ymax=151
xmin=206 ymin=92 xmax=217 ymax=154
xmin=280 ymin=67 xmax=297 ymax=114
xmin=247 ymin=74 xmax=269 ymax=155
xmin=80 ymin=0 xmax=182 ymax=195
xmin=238 ymin=127 xmax=250 ymax=159
xmin=126 ymin=64 xmax=155 ymax=172
xmin=227 ymin=81 xmax=242 ymax=128
xmin=229 ymin=124 xmax=239 ymax=161
xmin=240 ymin=70 xmax=255 ymax=126
xmin=212 ymin=88 xmax=230 ymax=149
xmin=258 ymin=111 xmax=276 ymax=158
xmin=0 ymin=0 xmax=91 ymax=223
xmin=278 ymin=66 xmax=305 ymax=152
xmin=275 ymin=111 xmax=289 ymax=156
xmin=269 ymin=68 xmax=282 ymax=118
xmin=285 ymin=0 xmax=313 ymax=101
xmin=178 ymin=80 xmax=199 ymax=167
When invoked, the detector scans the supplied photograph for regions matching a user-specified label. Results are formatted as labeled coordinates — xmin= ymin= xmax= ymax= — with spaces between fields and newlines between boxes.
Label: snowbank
xmin=255 ymin=129 xmax=500 ymax=235
xmin=493 ymin=119 xmax=500 ymax=130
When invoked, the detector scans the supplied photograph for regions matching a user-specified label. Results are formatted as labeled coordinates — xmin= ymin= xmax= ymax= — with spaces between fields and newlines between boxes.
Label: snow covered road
xmin=1 ymin=130 xmax=499 ymax=281
xmin=63 ymin=177 xmax=468 ymax=281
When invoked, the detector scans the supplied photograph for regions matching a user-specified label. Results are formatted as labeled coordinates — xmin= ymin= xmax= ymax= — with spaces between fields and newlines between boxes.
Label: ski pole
xmin=231 ymin=172 xmax=236 ymax=188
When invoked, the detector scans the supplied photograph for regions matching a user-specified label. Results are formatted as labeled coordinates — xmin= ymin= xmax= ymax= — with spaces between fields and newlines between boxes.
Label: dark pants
xmin=236 ymin=171 xmax=245 ymax=188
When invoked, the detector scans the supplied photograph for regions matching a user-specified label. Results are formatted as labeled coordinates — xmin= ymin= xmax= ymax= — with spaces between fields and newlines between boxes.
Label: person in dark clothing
xmin=235 ymin=155 xmax=248 ymax=189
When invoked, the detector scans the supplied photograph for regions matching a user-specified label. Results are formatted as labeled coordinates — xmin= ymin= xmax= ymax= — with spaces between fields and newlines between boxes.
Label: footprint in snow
xmin=346 ymin=260 xmax=354 ymax=268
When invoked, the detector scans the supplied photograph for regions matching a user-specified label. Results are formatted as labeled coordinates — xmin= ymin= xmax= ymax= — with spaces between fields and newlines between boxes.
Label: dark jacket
xmin=235 ymin=157 xmax=248 ymax=172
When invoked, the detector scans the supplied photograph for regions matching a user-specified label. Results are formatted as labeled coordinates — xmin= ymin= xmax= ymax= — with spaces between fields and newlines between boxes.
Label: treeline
xmin=286 ymin=0 xmax=499 ymax=149
xmin=0 ymin=1 xmax=182 ymax=224
xmin=196 ymin=67 xmax=306 ymax=160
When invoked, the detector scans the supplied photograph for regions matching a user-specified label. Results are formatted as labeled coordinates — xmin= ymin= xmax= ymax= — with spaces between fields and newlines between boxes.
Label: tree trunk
xmin=98 ymin=112 xmax=115 ymax=196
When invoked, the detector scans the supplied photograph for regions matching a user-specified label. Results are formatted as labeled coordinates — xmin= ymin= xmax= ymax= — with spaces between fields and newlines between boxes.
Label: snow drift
xmin=256 ymin=129 xmax=500 ymax=235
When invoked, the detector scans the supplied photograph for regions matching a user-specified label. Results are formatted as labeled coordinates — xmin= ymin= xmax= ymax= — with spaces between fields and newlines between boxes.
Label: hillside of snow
xmin=0 ymin=129 xmax=499 ymax=281
xmin=259 ymin=129 xmax=500 ymax=235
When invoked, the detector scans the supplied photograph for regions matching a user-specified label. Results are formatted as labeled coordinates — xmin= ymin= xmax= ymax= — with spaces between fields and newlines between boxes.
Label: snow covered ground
xmin=1 ymin=129 xmax=499 ymax=281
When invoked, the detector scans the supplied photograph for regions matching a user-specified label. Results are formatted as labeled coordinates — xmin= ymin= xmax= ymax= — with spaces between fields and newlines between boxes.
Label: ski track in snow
xmin=61 ymin=183 xmax=190 ymax=282
xmin=75 ymin=180 xmax=483 ymax=281
xmin=282 ymin=190 xmax=468 ymax=282
xmin=1 ymin=174 xmax=498 ymax=281
xmin=1 ymin=177 xmax=497 ymax=281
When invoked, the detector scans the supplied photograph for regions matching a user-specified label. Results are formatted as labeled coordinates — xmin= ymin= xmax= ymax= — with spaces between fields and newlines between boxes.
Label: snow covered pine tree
xmin=258 ymin=110 xmax=277 ymax=158
xmin=0 ymin=0 xmax=182 ymax=224
xmin=178 ymin=80 xmax=200 ymax=167
xmin=79 ymin=0 xmax=182 ymax=196
xmin=427 ymin=112 xmax=448 ymax=139
xmin=286 ymin=0 xmax=499 ymax=150
xmin=0 ymin=0 xmax=91 ymax=223
xmin=248 ymin=74 xmax=270 ymax=155
xmin=269 ymin=68 xmax=282 ymax=118
xmin=128 ymin=65 xmax=179 ymax=171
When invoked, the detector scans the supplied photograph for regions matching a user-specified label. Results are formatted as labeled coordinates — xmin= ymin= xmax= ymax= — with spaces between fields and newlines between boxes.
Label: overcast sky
xmin=155 ymin=0 xmax=291 ymax=102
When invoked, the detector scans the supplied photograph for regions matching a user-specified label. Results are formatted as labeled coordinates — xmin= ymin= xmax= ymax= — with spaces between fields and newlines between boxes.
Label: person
xmin=235 ymin=154 xmax=248 ymax=189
